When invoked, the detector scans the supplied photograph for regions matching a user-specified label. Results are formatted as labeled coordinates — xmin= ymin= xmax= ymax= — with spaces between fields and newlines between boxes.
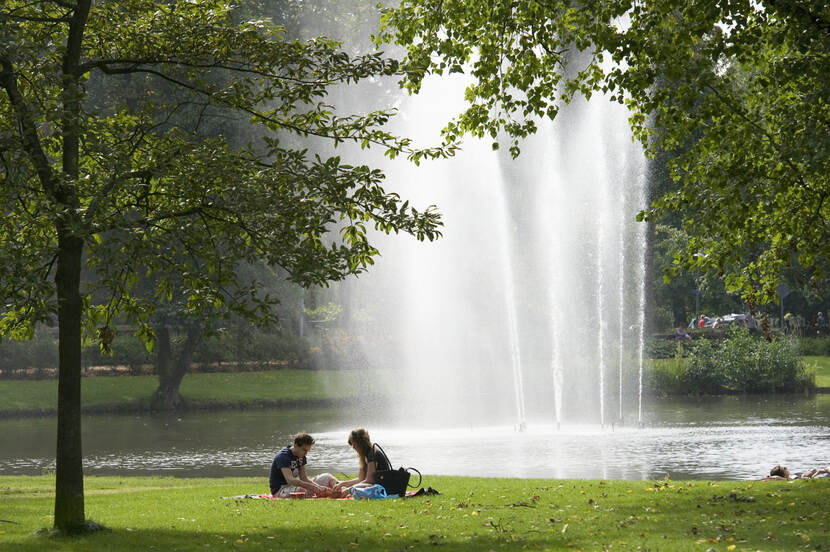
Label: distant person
xmin=767 ymin=465 xmax=830 ymax=480
xmin=712 ymin=317 xmax=724 ymax=329
xmin=697 ymin=315 xmax=706 ymax=328
xmin=269 ymin=432 xmax=340 ymax=497
xmin=334 ymin=428 xmax=391 ymax=494
xmin=784 ymin=312 xmax=793 ymax=333
xmin=818 ymin=312 xmax=827 ymax=334
xmin=674 ymin=326 xmax=691 ymax=340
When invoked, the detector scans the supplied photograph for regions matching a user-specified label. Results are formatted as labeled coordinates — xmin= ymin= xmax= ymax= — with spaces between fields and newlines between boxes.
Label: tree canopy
xmin=378 ymin=0 xmax=830 ymax=310
xmin=1 ymin=0 xmax=448 ymax=532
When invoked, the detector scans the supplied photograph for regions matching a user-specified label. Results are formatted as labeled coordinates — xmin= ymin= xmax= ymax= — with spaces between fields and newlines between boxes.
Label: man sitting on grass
xmin=269 ymin=432 xmax=341 ymax=497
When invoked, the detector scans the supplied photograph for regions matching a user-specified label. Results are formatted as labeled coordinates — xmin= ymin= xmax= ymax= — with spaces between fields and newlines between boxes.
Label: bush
xmin=644 ymin=337 xmax=686 ymax=360
xmin=796 ymin=336 xmax=830 ymax=356
xmin=643 ymin=347 xmax=688 ymax=396
xmin=721 ymin=329 xmax=806 ymax=392
xmin=682 ymin=338 xmax=729 ymax=394
xmin=83 ymin=334 xmax=153 ymax=374
xmin=192 ymin=327 xmax=310 ymax=370
xmin=685 ymin=329 xmax=809 ymax=394
xmin=644 ymin=330 xmax=813 ymax=395
xmin=0 ymin=323 xmax=311 ymax=378
xmin=0 ymin=333 xmax=59 ymax=377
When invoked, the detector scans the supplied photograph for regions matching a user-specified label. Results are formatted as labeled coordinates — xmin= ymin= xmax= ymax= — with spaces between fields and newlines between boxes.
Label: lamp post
xmin=776 ymin=283 xmax=790 ymax=329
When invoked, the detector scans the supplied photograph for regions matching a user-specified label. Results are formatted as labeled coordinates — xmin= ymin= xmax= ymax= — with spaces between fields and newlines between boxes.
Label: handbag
xmin=372 ymin=443 xmax=422 ymax=496
xmin=375 ymin=467 xmax=421 ymax=496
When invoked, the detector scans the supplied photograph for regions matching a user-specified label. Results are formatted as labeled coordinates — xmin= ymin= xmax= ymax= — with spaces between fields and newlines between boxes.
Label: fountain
xmin=332 ymin=71 xmax=648 ymax=431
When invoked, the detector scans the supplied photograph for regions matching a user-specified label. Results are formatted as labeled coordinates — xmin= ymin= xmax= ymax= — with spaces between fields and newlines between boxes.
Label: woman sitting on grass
xmin=334 ymin=428 xmax=391 ymax=493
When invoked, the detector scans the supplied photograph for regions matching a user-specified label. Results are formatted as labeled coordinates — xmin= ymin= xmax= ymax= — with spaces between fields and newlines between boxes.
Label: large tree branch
xmin=96 ymin=64 xmax=413 ymax=151
xmin=57 ymin=0 xmax=90 ymax=207
xmin=5 ymin=13 xmax=72 ymax=22
xmin=79 ymin=56 xmax=366 ymax=86
xmin=0 ymin=57 xmax=59 ymax=200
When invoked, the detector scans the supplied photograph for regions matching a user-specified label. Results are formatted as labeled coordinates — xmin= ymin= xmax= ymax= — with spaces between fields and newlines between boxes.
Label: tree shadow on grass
xmin=3 ymin=524 xmax=586 ymax=551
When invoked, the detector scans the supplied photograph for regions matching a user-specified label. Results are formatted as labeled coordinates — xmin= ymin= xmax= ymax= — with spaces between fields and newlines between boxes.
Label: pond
xmin=1 ymin=395 xmax=828 ymax=482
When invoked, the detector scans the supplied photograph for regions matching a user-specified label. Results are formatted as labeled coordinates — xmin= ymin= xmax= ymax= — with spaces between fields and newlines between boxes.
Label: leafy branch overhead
xmin=378 ymin=0 xmax=830 ymax=307
xmin=0 ymin=0 xmax=453 ymax=344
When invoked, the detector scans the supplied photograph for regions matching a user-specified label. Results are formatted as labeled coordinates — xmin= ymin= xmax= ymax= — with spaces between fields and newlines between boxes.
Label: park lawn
xmin=803 ymin=356 xmax=830 ymax=387
xmin=1 ymin=475 xmax=828 ymax=551
xmin=0 ymin=369 xmax=390 ymax=414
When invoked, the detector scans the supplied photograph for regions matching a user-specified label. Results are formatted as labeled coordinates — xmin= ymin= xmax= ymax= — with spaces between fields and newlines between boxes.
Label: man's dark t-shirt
xmin=269 ymin=446 xmax=306 ymax=494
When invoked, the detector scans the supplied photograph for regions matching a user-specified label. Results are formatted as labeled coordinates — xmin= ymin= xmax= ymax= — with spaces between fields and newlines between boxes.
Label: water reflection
xmin=1 ymin=395 xmax=828 ymax=481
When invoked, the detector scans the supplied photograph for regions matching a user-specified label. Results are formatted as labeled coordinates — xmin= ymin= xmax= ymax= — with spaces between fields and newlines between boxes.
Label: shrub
xmin=796 ymin=336 xmax=830 ymax=356
xmin=643 ymin=346 xmax=687 ymax=396
xmin=721 ymin=329 xmax=805 ymax=392
xmin=644 ymin=337 xmax=685 ymax=360
xmin=0 ymin=334 xmax=58 ymax=377
xmin=681 ymin=338 xmax=728 ymax=394
xmin=680 ymin=329 xmax=809 ymax=394
xmin=83 ymin=334 xmax=153 ymax=374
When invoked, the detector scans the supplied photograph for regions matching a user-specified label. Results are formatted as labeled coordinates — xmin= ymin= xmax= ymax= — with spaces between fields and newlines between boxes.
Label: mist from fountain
xmin=329 ymin=69 xmax=647 ymax=431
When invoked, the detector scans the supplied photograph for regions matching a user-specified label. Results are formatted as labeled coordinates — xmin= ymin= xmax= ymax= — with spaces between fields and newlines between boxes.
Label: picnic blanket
xmin=221 ymin=487 xmax=430 ymax=501
xmin=221 ymin=493 xmax=354 ymax=500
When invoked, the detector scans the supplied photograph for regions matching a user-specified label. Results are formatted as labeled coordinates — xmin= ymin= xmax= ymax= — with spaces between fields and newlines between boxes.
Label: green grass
xmin=803 ymin=356 xmax=830 ymax=387
xmin=1 ymin=475 xmax=828 ymax=551
xmin=0 ymin=369 xmax=389 ymax=413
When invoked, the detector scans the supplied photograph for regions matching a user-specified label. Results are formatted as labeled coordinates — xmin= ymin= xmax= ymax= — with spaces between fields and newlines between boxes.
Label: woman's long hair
xmin=348 ymin=428 xmax=372 ymax=470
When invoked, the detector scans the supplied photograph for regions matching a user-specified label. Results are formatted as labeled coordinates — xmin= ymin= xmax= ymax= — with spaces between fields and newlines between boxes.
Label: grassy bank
xmin=1 ymin=475 xmax=828 ymax=550
xmin=2 ymin=355 xmax=829 ymax=417
xmin=0 ymin=369 xmax=389 ymax=415
xmin=804 ymin=357 xmax=830 ymax=387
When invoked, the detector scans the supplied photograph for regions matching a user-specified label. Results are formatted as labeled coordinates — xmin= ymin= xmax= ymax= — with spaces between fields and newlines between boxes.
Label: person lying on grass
xmin=333 ymin=428 xmax=391 ymax=494
xmin=269 ymin=432 xmax=344 ymax=497
xmin=767 ymin=465 xmax=830 ymax=480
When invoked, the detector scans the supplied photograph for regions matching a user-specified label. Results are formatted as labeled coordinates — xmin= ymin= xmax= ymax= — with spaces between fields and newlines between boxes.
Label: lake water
xmin=1 ymin=395 xmax=828 ymax=482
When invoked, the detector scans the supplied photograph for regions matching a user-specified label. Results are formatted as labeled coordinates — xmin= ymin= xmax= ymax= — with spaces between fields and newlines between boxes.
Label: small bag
xmin=351 ymin=484 xmax=387 ymax=499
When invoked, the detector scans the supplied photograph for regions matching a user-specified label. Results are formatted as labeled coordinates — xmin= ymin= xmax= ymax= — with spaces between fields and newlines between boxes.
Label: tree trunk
xmin=54 ymin=233 xmax=85 ymax=532
xmin=154 ymin=325 xmax=201 ymax=410
xmin=53 ymin=0 xmax=92 ymax=533
xmin=672 ymin=292 xmax=688 ymax=328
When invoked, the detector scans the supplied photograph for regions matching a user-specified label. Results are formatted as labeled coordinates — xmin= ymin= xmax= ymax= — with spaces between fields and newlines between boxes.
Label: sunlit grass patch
xmin=804 ymin=356 xmax=830 ymax=387
xmin=1 ymin=475 xmax=828 ymax=551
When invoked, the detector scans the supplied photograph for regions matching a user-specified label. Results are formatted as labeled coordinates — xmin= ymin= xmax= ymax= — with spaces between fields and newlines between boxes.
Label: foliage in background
xmin=0 ymin=326 xmax=311 ymax=378
xmin=796 ymin=336 xmax=830 ymax=357
xmin=645 ymin=330 xmax=813 ymax=395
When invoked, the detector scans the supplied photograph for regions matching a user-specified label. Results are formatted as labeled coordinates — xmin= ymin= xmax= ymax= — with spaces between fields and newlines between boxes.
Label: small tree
xmin=1 ymin=0 xmax=449 ymax=533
